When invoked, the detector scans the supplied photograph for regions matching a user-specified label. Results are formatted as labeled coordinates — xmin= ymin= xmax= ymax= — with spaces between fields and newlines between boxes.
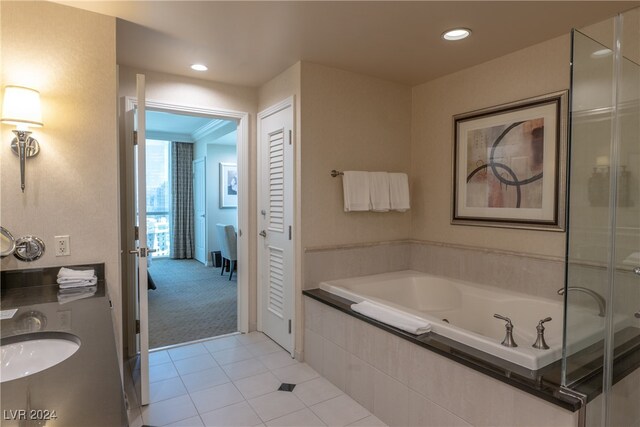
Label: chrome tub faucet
xmin=557 ymin=287 xmax=606 ymax=317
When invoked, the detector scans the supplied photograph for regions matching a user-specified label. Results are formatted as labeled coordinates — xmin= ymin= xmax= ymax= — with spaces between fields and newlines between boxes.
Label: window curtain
xmin=170 ymin=142 xmax=194 ymax=259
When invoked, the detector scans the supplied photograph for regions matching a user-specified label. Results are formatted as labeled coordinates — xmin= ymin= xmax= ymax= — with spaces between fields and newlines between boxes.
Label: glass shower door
xmin=564 ymin=8 xmax=640 ymax=427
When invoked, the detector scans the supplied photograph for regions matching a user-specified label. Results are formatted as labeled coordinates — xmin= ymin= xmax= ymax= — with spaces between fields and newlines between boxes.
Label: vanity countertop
xmin=0 ymin=264 xmax=127 ymax=427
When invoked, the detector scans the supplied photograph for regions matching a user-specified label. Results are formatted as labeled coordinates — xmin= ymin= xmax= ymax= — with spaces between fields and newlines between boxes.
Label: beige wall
xmin=300 ymin=62 xmax=412 ymax=249
xmin=118 ymin=66 xmax=259 ymax=330
xmin=0 ymin=2 xmax=121 ymax=352
xmin=411 ymin=35 xmax=571 ymax=258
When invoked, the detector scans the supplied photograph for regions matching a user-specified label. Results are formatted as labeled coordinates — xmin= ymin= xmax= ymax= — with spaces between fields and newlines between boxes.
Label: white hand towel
xmin=369 ymin=172 xmax=390 ymax=212
xmin=57 ymin=267 xmax=95 ymax=279
xmin=342 ymin=171 xmax=371 ymax=212
xmin=58 ymin=277 xmax=98 ymax=289
xmin=351 ymin=301 xmax=431 ymax=335
xmin=389 ymin=173 xmax=410 ymax=212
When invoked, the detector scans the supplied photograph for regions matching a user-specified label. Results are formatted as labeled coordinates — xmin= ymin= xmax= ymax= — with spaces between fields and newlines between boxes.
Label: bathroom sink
xmin=1 ymin=332 xmax=81 ymax=383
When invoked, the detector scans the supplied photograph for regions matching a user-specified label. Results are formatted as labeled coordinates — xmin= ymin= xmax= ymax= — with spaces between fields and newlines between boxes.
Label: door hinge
xmin=136 ymin=319 xmax=140 ymax=334
xmin=134 ymin=225 xmax=139 ymax=240
xmin=288 ymin=319 xmax=292 ymax=334
xmin=133 ymin=130 xmax=138 ymax=146
xmin=288 ymin=130 xmax=292 ymax=145
xmin=288 ymin=226 xmax=292 ymax=240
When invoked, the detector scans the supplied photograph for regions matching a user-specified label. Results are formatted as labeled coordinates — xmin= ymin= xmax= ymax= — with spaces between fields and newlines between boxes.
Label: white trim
xmin=192 ymin=119 xmax=236 ymax=142
xmin=123 ymin=96 xmax=250 ymax=339
xmin=256 ymin=96 xmax=296 ymax=355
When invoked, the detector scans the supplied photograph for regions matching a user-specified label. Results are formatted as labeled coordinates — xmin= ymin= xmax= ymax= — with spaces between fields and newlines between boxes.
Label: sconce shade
xmin=1 ymin=86 xmax=43 ymax=128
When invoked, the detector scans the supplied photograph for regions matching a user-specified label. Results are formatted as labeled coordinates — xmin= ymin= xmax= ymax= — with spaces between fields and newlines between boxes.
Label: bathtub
xmin=319 ymin=270 xmax=614 ymax=370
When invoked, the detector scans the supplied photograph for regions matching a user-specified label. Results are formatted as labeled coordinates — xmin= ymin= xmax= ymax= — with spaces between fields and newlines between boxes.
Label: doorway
xmin=143 ymin=110 xmax=240 ymax=349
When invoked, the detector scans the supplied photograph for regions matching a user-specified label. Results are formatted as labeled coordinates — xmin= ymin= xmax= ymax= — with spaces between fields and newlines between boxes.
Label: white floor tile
xmin=259 ymin=351 xmax=299 ymax=371
xmin=165 ymin=415 xmax=205 ymax=427
xmin=272 ymin=363 xmax=319 ymax=384
xmin=266 ymin=408 xmax=327 ymax=427
xmin=174 ymin=353 xmax=218 ymax=376
xmin=150 ymin=362 xmax=180 ymax=383
xmin=203 ymin=335 xmax=243 ymax=353
xmin=150 ymin=350 xmax=172 ymax=367
xmin=310 ymin=395 xmax=370 ymax=427
xmin=211 ymin=346 xmax=254 ymax=365
xmin=141 ymin=394 xmax=198 ymax=427
xmin=200 ymin=401 xmax=263 ymax=427
xmin=293 ymin=377 xmax=343 ymax=406
xmin=248 ymin=391 xmax=306 ymax=422
xmin=149 ymin=376 xmax=188 ymax=404
xmin=189 ymin=382 xmax=245 ymax=414
xmin=245 ymin=340 xmax=284 ymax=357
xmin=168 ymin=343 xmax=209 ymax=361
xmin=233 ymin=371 xmax=281 ymax=399
xmin=222 ymin=358 xmax=269 ymax=381
xmin=347 ymin=415 xmax=387 ymax=426
xmin=236 ymin=332 xmax=270 ymax=345
xmin=180 ymin=366 xmax=230 ymax=393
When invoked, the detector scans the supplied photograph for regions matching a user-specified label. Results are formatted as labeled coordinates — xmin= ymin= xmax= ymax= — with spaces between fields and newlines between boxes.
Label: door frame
xmin=192 ymin=157 xmax=207 ymax=265
xmin=256 ymin=96 xmax=296 ymax=353
xmin=123 ymin=96 xmax=250 ymax=357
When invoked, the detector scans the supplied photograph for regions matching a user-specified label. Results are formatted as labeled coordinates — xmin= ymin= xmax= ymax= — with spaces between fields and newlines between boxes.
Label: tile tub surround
xmin=304 ymin=240 xmax=565 ymax=301
xmin=302 ymin=292 xmax=640 ymax=426
xmin=303 ymin=293 xmax=583 ymax=427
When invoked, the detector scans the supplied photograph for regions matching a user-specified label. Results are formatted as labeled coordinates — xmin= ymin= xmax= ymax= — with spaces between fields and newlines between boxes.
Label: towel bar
xmin=330 ymin=169 xmax=344 ymax=177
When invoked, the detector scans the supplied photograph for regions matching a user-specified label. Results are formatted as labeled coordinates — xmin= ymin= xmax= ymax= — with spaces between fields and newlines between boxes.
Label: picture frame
xmin=220 ymin=162 xmax=238 ymax=208
xmin=452 ymin=91 xmax=568 ymax=231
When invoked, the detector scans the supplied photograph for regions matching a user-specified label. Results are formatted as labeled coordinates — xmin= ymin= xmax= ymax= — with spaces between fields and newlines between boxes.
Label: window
xmin=146 ymin=140 xmax=171 ymax=257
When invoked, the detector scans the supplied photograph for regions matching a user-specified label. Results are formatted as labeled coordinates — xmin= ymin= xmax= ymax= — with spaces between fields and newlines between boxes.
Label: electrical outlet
xmin=54 ymin=235 xmax=70 ymax=256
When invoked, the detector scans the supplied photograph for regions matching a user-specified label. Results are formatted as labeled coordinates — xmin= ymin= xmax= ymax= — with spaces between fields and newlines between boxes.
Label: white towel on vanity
xmin=351 ymin=301 xmax=431 ymax=335
xmin=389 ymin=173 xmax=410 ymax=212
xmin=342 ymin=171 xmax=371 ymax=212
xmin=57 ymin=267 xmax=97 ymax=288
xmin=58 ymin=267 xmax=95 ymax=279
xmin=369 ymin=172 xmax=391 ymax=212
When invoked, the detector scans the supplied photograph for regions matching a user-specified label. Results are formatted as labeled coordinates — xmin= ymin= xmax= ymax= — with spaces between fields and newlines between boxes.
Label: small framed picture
xmin=452 ymin=91 xmax=568 ymax=231
xmin=220 ymin=162 xmax=238 ymax=208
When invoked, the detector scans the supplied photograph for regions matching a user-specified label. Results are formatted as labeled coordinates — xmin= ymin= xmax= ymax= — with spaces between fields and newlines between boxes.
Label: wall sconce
xmin=1 ymin=86 xmax=44 ymax=192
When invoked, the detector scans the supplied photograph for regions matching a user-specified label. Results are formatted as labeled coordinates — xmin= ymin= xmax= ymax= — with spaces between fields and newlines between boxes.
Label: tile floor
xmin=128 ymin=332 xmax=386 ymax=427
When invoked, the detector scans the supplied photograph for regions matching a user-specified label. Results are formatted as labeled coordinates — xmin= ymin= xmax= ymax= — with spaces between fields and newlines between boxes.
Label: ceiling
xmin=146 ymin=110 xmax=236 ymax=144
xmin=57 ymin=1 xmax=639 ymax=87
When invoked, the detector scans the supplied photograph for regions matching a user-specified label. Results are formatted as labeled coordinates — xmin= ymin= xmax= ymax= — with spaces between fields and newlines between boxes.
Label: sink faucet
xmin=557 ymin=287 xmax=606 ymax=317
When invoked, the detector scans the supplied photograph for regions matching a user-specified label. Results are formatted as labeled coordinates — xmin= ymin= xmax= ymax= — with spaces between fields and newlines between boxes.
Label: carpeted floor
xmin=148 ymin=258 xmax=237 ymax=349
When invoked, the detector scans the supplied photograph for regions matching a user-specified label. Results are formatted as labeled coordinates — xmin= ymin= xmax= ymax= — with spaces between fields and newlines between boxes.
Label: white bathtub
xmin=319 ymin=270 xmax=613 ymax=370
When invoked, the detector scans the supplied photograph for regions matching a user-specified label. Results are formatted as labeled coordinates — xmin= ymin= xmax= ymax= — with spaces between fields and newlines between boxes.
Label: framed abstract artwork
xmin=452 ymin=91 xmax=568 ymax=231
xmin=220 ymin=162 xmax=238 ymax=208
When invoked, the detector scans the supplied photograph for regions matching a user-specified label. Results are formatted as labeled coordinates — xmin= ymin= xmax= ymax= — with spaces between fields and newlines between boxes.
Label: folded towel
xmin=351 ymin=301 xmax=431 ymax=335
xmin=57 ymin=285 xmax=97 ymax=304
xmin=58 ymin=277 xmax=98 ymax=289
xmin=343 ymin=171 xmax=371 ymax=212
xmin=58 ymin=267 xmax=95 ymax=279
xmin=369 ymin=172 xmax=390 ymax=212
xmin=389 ymin=173 xmax=410 ymax=212
xmin=623 ymin=252 xmax=640 ymax=266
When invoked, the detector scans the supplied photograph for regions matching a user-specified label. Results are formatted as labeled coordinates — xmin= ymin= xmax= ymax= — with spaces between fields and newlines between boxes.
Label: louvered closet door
xmin=258 ymin=99 xmax=294 ymax=354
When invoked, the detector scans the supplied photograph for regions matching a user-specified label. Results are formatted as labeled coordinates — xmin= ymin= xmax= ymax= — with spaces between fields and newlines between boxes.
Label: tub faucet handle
xmin=532 ymin=317 xmax=552 ymax=350
xmin=494 ymin=314 xmax=517 ymax=348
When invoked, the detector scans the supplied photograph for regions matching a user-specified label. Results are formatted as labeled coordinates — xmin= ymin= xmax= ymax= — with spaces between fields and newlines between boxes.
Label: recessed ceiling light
xmin=191 ymin=64 xmax=208 ymax=71
xmin=591 ymin=48 xmax=612 ymax=58
xmin=442 ymin=28 xmax=471 ymax=41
